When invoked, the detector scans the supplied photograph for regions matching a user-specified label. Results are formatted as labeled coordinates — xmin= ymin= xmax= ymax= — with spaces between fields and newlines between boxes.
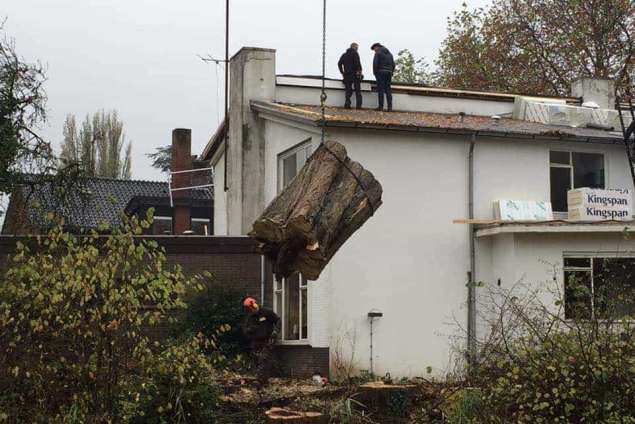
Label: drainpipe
xmin=467 ymin=133 xmax=477 ymax=371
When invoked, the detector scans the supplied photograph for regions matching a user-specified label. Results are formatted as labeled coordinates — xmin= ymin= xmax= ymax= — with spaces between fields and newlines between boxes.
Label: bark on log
xmin=250 ymin=140 xmax=383 ymax=280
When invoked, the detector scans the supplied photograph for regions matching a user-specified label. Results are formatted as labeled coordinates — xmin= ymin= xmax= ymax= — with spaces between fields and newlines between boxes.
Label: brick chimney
xmin=571 ymin=78 xmax=615 ymax=109
xmin=171 ymin=128 xmax=192 ymax=234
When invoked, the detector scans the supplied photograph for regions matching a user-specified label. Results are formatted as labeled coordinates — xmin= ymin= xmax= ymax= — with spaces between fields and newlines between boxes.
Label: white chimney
xmin=227 ymin=47 xmax=276 ymax=235
xmin=571 ymin=78 xmax=615 ymax=110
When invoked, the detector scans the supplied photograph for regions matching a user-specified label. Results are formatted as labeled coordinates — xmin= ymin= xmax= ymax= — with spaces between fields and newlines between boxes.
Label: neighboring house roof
xmin=3 ymin=177 xmax=212 ymax=232
xmin=251 ymin=101 xmax=623 ymax=144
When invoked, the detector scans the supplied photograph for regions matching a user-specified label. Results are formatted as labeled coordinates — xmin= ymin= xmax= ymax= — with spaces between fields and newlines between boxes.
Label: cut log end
xmin=250 ymin=140 xmax=383 ymax=281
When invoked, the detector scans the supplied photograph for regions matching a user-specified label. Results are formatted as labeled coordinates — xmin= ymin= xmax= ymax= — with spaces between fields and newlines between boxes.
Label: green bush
xmin=180 ymin=286 xmax=248 ymax=366
xmin=122 ymin=335 xmax=222 ymax=424
xmin=0 ymin=212 xmax=207 ymax=421
xmin=463 ymin=282 xmax=635 ymax=424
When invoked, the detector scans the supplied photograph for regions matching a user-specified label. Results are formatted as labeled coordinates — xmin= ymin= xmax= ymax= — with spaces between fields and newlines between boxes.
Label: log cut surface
xmin=250 ymin=140 xmax=383 ymax=280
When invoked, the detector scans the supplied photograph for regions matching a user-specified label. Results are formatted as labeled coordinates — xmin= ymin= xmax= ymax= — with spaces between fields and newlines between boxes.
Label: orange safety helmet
xmin=243 ymin=296 xmax=258 ymax=311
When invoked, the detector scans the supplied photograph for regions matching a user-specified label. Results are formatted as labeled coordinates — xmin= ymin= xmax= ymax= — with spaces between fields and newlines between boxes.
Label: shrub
xmin=0 ymin=212 xmax=205 ymax=421
xmin=122 ymin=335 xmax=222 ymax=424
xmin=464 ymin=281 xmax=635 ymax=423
xmin=179 ymin=286 xmax=248 ymax=368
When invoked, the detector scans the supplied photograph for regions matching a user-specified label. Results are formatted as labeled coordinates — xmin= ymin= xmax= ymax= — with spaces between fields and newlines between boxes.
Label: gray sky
xmin=2 ymin=0 xmax=490 ymax=181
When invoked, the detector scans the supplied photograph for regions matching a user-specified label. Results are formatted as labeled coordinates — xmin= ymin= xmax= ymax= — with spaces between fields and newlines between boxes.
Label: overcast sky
xmin=2 ymin=0 xmax=490 ymax=181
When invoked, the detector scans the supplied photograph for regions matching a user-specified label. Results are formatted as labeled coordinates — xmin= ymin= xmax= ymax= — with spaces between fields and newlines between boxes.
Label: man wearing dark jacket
xmin=371 ymin=43 xmax=395 ymax=111
xmin=242 ymin=296 xmax=280 ymax=384
xmin=338 ymin=43 xmax=363 ymax=109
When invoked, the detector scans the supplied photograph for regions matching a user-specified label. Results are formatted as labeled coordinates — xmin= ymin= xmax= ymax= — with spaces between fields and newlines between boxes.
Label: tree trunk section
xmin=250 ymin=140 xmax=383 ymax=280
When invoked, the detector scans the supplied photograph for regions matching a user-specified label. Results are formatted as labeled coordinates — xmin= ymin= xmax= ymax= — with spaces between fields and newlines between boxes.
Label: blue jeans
xmin=376 ymin=71 xmax=393 ymax=109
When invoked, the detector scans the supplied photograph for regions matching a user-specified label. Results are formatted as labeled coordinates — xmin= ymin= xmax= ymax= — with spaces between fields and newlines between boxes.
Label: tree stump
xmin=265 ymin=407 xmax=326 ymax=423
xmin=356 ymin=381 xmax=418 ymax=418
xmin=250 ymin=140 xmax=383 ymax=280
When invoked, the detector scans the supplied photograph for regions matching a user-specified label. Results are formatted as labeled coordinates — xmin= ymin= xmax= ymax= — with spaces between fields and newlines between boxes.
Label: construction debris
xmin=250 ymin=140 xmax=383 ymax=280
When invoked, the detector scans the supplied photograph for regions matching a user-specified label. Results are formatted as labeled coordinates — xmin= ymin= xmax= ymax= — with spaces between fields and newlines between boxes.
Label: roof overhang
xmin=251 ymin=101 xmax=623 ymax=144
xmin=475 ymin=220 xmax=635 ymax=237
xmin=200 ymin=118 xmax=227 ymax=162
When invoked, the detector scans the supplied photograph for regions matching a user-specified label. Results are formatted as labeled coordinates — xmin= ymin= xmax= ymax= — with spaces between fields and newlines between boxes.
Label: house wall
xmin=213 ymin=152 xmax=228 ymax=236
xmin=254 ymin=114 xmax=635 ymax=377
xmin=480 ymin=232 xmax=635 ymax=324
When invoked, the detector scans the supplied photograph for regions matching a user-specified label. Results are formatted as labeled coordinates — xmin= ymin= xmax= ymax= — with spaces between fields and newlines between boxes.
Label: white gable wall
xmin=255 ymin=115 xmax=635 ymax=377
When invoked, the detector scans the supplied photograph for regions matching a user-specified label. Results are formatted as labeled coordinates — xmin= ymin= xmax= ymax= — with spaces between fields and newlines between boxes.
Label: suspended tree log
xmin=250 ymin=140 xmax=383 ymax=280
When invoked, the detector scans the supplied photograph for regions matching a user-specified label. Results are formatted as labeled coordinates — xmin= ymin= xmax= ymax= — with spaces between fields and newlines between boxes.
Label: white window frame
xmin=278 ymin=139 xmax=313 ymax=193
xmin=549 ymin=150 xmax=606 ymax=215
xmin=273 ymin=273 xmax=309 ymax=345
xmin=563 ymin=253 xmax=635 ymax=321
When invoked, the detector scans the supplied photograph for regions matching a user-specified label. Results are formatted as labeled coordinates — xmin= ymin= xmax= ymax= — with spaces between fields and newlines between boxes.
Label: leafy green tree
xmin=60 ymin=110 xmax=132 ymax=179
xmin=436 ymin=0 xmax=635 ymax=96
xmin=393 ymin=49 xmax=431 ymax=84
xmin=0 ymin=211 xmax=206 ymax=421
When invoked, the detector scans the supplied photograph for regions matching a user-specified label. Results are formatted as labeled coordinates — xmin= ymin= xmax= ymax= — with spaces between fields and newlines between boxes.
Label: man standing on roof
xmin=338 ymin=42 xmax=363 ymax=109
xmin=371 ymin=43 xmax=395 ymax=112
xmin=242 ymin=296 xmax=280 ymax=384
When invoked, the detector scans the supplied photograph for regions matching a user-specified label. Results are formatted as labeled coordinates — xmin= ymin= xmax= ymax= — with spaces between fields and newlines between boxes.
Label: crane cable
xmin=320 ymin=0 xmax=327 ymax=145
xmin=317 ymin=0 xmax=376 ymax=215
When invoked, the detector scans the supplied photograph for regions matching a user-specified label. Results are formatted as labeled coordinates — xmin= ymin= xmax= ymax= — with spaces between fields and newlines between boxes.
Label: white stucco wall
xmin=212 ymin=152 xmax=227 ymax=236
xmin=255 ymin=115 xmax=635 ymax=378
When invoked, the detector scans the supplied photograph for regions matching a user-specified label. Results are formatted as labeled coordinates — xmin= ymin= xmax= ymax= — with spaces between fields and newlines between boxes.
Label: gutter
xmin=467 ymin=134 xmax=477 ymax=371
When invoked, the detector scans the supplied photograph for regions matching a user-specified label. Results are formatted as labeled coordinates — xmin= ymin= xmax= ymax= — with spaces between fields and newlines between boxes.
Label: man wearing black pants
xmin=371 ymin=42 xmax=395 ymax=112
xmin=338 ymin=43 xmax=363 ymax=109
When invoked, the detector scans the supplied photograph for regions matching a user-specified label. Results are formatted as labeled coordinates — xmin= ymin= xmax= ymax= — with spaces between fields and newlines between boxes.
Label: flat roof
xmin=475 ymin=220 xmax=635 ymax=237
xmin=251 ymin=101 xmax=623 ymax=143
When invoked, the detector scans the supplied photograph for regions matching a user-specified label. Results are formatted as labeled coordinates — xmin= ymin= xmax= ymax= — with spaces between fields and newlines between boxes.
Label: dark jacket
xmin=373 ymin=46 xmax=395 ymax=75
xmin=338 ymin=48 xmax=362 ymax=77
xmin=242 ymin=307 xmax=280 ymax=343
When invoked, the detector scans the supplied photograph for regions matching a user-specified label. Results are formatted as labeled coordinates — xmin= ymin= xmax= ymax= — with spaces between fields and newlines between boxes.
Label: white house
xmin=200 ymin=47 xmax=635 ymax=378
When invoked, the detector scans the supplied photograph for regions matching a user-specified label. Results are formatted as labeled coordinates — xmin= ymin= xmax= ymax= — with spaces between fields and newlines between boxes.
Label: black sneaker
xmin=374 ymin=107 xmax=383 ymax=111
xmin=344 ymin=105 xmax=352 ymax=109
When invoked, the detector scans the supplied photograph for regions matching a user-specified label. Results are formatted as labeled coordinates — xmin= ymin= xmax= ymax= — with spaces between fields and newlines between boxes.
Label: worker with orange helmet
xmin=242 ymin=296 xmax=280 ymax=384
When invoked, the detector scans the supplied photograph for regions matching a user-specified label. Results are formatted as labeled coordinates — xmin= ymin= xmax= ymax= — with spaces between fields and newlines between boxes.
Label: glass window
xmin=550 ymin=151 xmax=604 ymax=212
xmin=279 ymin=140 xmax=312 ymax=191
xmin=572 ymin=152 xmax=605 ymax=189
xmin=550 ymin=151 xmax=570 ymax=165
xmin=564 ymin=256 xmax=635 ymax=320
xmin=152 ymin=216 xmax=172 ymax=235
xmin=550 ymin=167 xmax=571 ymax=213
xmin=273 ymin=273 xmax=309 ymax=342
xmin=191 ymin=218 xmax=210 ymax=235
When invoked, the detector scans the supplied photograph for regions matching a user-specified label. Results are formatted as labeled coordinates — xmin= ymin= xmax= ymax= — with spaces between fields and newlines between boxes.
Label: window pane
xmin=550 ymin=167 xmax=571 ymax=212
xmin=593 ymin=258 xmax=635 ymax=319
xmin=550 ymin=151 xmax=570 ymax=165
xmin=284 ymin=274 xmax=300 ymax=340
xmin=283 ymin=154 xmax=297 ymax=188
xmin=152 ymin=218 xmax=172 ymax=235
xmin=572 ymin=152 xmax=604 ymax=188
xmin=564 ymin=270 xmax=592 ymax=319
xmin=564 ymin=257 xmax=591 ymax=268
xmin=301 ymin=287 xmax=308 ymax=339
xmin=191 ymin=220 xmax=210 ymax=235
